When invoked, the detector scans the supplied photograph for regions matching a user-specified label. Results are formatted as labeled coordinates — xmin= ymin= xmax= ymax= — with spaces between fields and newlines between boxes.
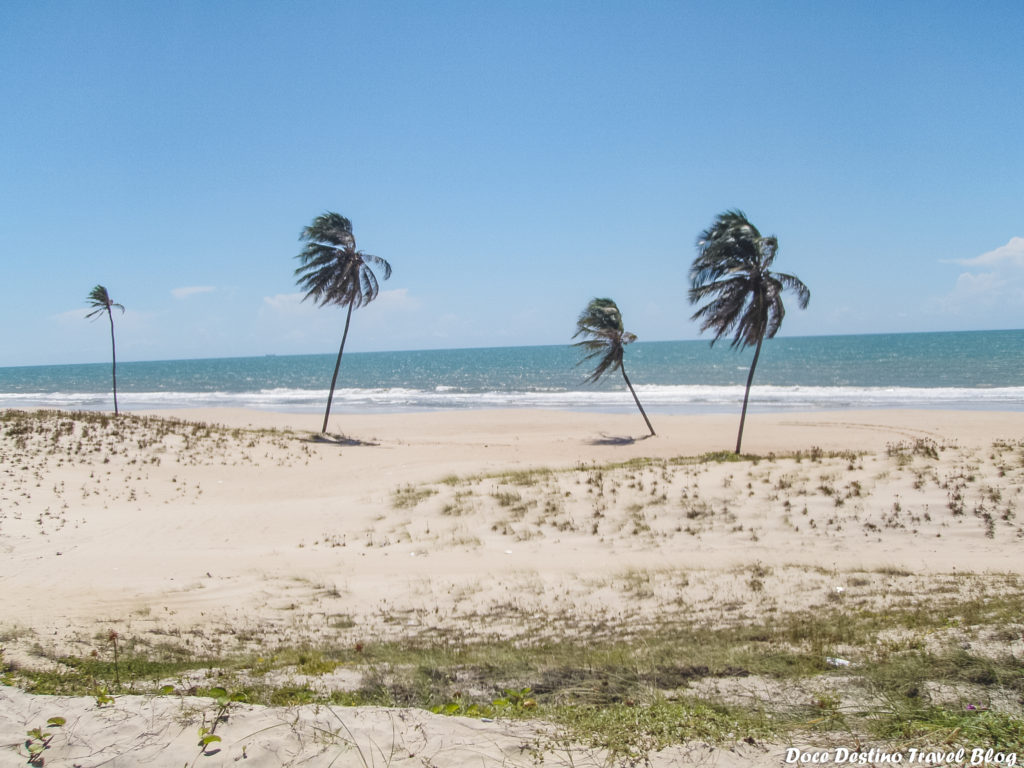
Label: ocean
xmin=0 ymin=330 xmax=1021 ymax=414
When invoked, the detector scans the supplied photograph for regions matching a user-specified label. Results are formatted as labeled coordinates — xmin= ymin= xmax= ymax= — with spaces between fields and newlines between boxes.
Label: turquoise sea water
xmin=0 ymin=330 xmax=1021 ymax=413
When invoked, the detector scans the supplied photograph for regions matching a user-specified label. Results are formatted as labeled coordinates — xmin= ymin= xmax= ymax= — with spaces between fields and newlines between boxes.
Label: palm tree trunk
xmin=321 ymin=302 xmax=354 ymax=434
xmin=735 ymin=335 xmax=763 ymax=454
xmin=621 ymin=365 xmax=655 ymax=437
xmin=107 ymin=308 xmax=119 ymax=415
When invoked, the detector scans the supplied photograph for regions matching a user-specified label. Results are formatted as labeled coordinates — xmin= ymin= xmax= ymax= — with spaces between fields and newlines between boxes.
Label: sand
xmin=1 ymin=407 xmax=1023 ymax=766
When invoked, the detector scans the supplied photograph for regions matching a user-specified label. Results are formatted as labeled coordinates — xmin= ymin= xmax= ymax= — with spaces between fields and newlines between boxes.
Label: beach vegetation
xmin=5 ymin=409 xmax=1024 ymax=762
xmin=390 ymin=484 xmax=436 ymax=509
xmin=23 ymin=717 xmax=65 ymax=766
xmin=8 ymin=585 xmax=1024 ymax=760
xmin=94 ymin=686 xmax=114 ymax=706
xmin=689 ymin=210 xmax=810 ymax=453
xmin=84 ymin=285 xmax=126 ymax=415
xmin=572 ymin=297 xmax=656 ymax=436
xmin=492 ymin=490 xmax=522 ymax=507
xmin=293 ymin=212 xmax=392 ymax=434
xmin=6 ymin=578 xmax=1024 ymax=762
xmin=442 ymin=490 xmax=475 ymax=516
xmin=190 ymin=687 xmax=246 ymax=766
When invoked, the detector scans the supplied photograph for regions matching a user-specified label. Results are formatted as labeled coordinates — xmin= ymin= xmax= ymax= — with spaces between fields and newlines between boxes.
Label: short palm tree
xmin=689 ymin=210 xmax=809 ymax=454
xmin=85 ymin=285 xmax=126 ymax=415
xmin=294 ymin=212 xmax=392 ymax=434
xmin=573 ymin=298 xmax=655 ymax=436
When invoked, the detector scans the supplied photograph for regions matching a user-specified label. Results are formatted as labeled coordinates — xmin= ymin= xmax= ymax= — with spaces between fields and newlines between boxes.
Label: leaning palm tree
xmin=689 ymin=210 xmax=809 ymax=454
xmin=573 ymin=298 xmax=655 ymax=436
xmin=294 ymin=212 xmax=392 ymax=434
xmin=85 ymin=285 xmax=126 ymax=415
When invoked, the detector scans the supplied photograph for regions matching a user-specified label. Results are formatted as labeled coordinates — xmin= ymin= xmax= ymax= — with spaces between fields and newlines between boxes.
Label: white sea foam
xmin=2 ymin=385 xmax=1022 ymax=413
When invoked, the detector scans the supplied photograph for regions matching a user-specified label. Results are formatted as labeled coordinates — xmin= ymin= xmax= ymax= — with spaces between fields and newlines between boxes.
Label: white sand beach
xmin=2 ymin=407 xmax=1023 ymax=766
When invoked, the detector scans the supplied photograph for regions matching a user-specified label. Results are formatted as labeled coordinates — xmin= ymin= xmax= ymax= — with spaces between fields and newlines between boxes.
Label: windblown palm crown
xmin=689 ymin=210 xmax=809 ymax=453
xmin=573 ymin=298 xmax=636 ymax=383
xmin=85 ymin=285 xmax=125 ymax=414
xmin=294 ymin=212 xmax=392 ymax=308
xmin=294 ymin=212 xmax=392 ymax=434
xmin=85 ymin=285 xmax=125 ymax=319
xmin=573 ymin=298 xmax=654 ymax=436
xmin=689 ymin=210 xmax=809 ymax=347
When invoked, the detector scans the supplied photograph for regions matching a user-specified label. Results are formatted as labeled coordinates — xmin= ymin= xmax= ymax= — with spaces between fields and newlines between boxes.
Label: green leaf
xmin=47 ymin=717 xmax=66 ymax=727
xmin=200 ymin=734 xmax=222 ymax=746
xmin=208 ymin=686 xmax=227 ymax=699
xmin=159 ymin=685 xmax=175 ymax=695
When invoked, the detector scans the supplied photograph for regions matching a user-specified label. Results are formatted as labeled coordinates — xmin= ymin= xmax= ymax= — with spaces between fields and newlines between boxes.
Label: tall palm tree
xmin=689 ymin=210 xmax=809 ymax=454
xmin=294 ymin=212 xmax=392 ymax=434
xmin=85 ymin=285 xmax=126 ymax=415
xmin=573 ymin=298 xmax=655 ymax=436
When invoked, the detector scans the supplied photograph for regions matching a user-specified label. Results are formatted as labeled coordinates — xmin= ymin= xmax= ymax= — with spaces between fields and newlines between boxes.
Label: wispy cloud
xmin=263 ymin=288 xmax=420 ymax=316
xmin=171 ymin=285 xmax=215 ymax=300
xmin=949 ymin=237 xmax=1024 ymax=268
xmin=261 ymin=292 xmax=313 ymax=315
xmin=53 ymin=308 xmax=96 ymax=325
xmin=365 ymin=288 xmax=420 ymax=312
xmin=932 ymin=237 xmax=1024 ymax=321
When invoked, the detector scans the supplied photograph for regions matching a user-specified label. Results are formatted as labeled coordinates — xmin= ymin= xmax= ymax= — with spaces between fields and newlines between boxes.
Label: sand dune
xmin=2 ymin=408 xmax=1022 ymax=766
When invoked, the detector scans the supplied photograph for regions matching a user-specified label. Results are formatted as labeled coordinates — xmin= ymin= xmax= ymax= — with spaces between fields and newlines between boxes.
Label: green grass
xmin=547 ymin=696 xmax=776 ymax=759
xmin=869 ymin=706 xmax=1024 ymax=750
xmin=6 ymin=589 xmax=1024 ymax=760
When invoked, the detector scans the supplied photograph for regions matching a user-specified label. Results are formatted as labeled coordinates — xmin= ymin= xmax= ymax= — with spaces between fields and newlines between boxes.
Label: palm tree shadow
xmin=306 ymin=433 xmax=379 ymax=447
xmin=588 ymin=433 xmax=653 ymax=446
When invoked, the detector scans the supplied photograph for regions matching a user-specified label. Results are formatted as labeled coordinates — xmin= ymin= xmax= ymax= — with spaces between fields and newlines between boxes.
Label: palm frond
xmin=688 ymin=211 xmax=809 ymax=350
xmin=775 ymin=271 xmax=810 ymax=309
xmin=688 ymin=210 xmax=809 ymax=453
xmin=364 ymin=252 xmax=393 ymax=281
xmin=572 ymin=297 xmax=655 ymax=435
xmin=300 ymin=212 xmax=355 ymax=247
xmin=86 ymin=285 xmax=110 ymax=306
xmin=572 ymin=298 xmax=634 ymax=383
xmin=758 ymin=235 xmax=779 ymax=269
xmin=294 ymin=213 xmax=390 ymax=310
xmin=85 ymin=285 xmax=124 ymax=319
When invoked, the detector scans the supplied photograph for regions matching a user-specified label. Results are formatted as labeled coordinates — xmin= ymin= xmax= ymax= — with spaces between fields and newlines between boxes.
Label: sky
xmin=1 ymin=0 xmax=1022 ymax=366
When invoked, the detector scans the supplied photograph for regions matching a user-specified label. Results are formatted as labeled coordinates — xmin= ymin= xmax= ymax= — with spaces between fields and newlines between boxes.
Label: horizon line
xmin=1 ymin=327 xmax=1022 ymax=370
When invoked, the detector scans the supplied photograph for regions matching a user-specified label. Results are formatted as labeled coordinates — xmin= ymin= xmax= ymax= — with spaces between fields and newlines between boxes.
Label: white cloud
xmin=931 ymin=237 xmax=1024 ymax=323
xmin=364 ymin=288 xmax=419 ymax=312
xmin=53 ymin=306 xmax=137 ymax=325
xmin=261 ymin=292 xmax=317 ymax=315
xmin=264 ymin=288 xmax=420 ymax=317
xmin=951 ymin=237 xmax=1024 ymax=268
xmin=171 ymin=285 xmax=215 ymax=300
xmin=53 ymin=308 xmax=95 ymax=325
xmin=951 ymin=270 xmax=1002 ymax=299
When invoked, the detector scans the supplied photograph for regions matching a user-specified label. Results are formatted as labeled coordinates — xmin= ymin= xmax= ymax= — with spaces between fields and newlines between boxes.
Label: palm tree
xmin=573 ymin=298 xmax=655 ymax=436
xmin=294 ymin=212 xmax=392 ymax=434
xmin=689 ymin=210 xmax=809 ymax=454
xmin=85 ymin=285 xmax=126 ymax=415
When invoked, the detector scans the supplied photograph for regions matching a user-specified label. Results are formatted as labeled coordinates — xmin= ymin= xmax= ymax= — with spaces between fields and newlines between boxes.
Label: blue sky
xmin=2 ymin=0 xmax=1022 ymax=366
